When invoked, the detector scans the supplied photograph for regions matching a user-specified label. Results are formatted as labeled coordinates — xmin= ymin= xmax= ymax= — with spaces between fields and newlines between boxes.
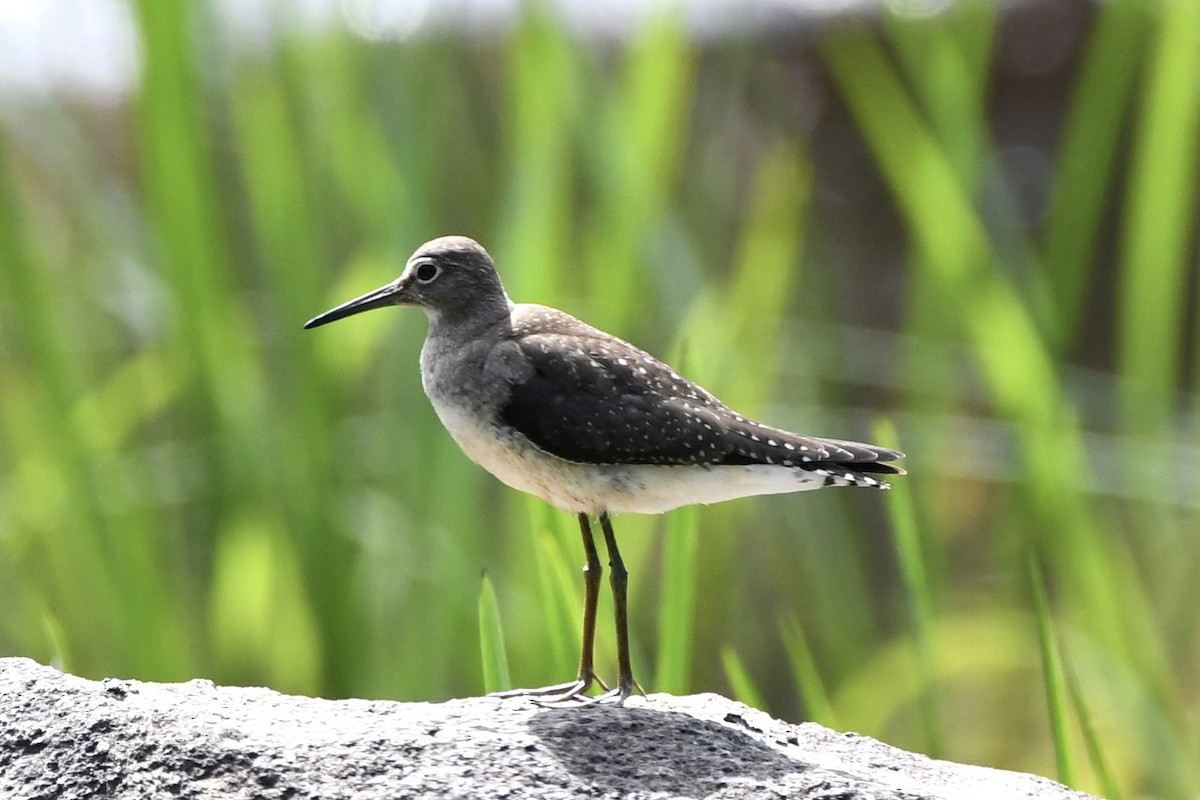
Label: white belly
xmin=431 ymin=400 xmax=827 ymax=515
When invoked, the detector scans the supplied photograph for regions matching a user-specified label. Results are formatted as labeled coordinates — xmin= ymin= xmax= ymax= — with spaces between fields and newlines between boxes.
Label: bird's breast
xmin=425 ymin=392 xmax=605 ymax=512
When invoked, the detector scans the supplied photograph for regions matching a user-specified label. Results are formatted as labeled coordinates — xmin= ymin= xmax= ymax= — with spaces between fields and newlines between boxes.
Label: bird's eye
xmin=415 ymin=262 xmax=441 ymax=284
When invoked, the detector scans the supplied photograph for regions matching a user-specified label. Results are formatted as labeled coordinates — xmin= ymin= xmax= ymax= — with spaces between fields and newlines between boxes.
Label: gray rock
xmin=0 ymin=657 xmax=1095 ymax=799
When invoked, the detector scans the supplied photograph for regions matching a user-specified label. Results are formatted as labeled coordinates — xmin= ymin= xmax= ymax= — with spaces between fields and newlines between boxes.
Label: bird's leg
xmin=582 ymin=511 xmax=644 ymax=707
xmin=492 ymin=512 xmax=608 ymax=703
xmin=573 ymin=511 xmax=608 ymax=692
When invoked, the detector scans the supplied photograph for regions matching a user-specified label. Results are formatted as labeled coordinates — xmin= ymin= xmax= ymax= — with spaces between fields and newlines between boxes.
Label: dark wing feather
xmin=500 ymin=332 xmax=737 ymax=465
xmin=498 ymin=306 xmax=905 ymax=480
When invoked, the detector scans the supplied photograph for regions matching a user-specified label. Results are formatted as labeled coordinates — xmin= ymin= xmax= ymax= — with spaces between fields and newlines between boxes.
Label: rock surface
xmin=0 ymin=657 xmax=1095 ymax=799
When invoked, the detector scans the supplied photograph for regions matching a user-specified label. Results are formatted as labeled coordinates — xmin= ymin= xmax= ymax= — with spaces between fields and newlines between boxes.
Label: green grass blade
xmin=1041 ymin=0 xmax=1152 ymax=346
xmin=495 ymin=8 xmax=579 ymax=306
xmin=0 ymin=117 xmax=130 ymax=674
xmin=720 ymin=646 xmax=766 ymax=710
xmin=1029 ymin=556 xmax=1076 ymax=787
xmin=478 ymin=572 xmax=512 ymax=694
xmin=529 ymin=499 xmax=582 ymax=682
xmin=655 ymin=504 xmax=699 ymax=695
xmin=1063 ymin=651 xmax=1123 ymax=800
xmin=1116 ymin=0 xmax=1200 ymax=435
xmin=779 ymin=614 xmax=838 ymax=729
xmin=582 ymin=12 xmax=694 ymax=336
xmin=208 ymin=516 xmax=321 ymax=694
xmin=40 ymin=615 xmax=72 ymax=674
xmin=298 ymin=33 xmax=424 ymax=246
xmin=875 ymin=417 xmax=940 ymax=757
xmin=678 ymin=139 xmax=810 ymax=409
xmin=884 ymin=1 xmax=995 ymax=182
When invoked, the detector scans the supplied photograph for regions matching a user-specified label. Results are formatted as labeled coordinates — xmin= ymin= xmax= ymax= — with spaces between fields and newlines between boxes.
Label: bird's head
xmin=303 ymin=236 xmax=510 ymax=330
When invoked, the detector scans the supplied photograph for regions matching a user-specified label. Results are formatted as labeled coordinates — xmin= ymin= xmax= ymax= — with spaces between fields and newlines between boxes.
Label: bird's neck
xmin=420 ymin=299 xmax=514 ymax=415
xmin=425 ymin=295 xmax=514 ymax=348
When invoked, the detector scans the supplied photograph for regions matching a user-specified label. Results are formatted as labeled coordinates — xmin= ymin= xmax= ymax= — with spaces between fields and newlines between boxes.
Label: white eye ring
xmin=414 ymin=261 xmax=441 ymax=284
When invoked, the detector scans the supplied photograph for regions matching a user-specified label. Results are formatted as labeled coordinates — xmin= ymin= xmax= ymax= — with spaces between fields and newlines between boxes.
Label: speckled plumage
xmin=501 ymin=306 xmax=900 ymax=475
xmin=305 ymin=235 xmax=905 ymax=705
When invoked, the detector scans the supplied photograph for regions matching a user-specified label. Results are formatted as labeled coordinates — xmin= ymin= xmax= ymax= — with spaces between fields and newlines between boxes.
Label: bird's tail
xmin=722 ymin=422 xmax=905 ymax=489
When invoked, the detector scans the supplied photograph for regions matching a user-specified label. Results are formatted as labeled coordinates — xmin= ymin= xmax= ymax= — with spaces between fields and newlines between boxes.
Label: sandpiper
xmin=305 ymin=235 xmax=904 ymax=706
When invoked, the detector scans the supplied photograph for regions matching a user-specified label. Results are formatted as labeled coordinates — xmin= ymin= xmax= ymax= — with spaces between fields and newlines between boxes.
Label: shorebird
xmin=304 ymin=236 xmax=904 ymax=706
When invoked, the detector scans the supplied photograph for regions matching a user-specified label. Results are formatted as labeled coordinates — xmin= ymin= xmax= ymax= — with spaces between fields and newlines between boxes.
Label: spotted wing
xmin=500 ymin=332 xmax=738 ymax=466
xmin=498 ymin=306 xmax=905 ymax=481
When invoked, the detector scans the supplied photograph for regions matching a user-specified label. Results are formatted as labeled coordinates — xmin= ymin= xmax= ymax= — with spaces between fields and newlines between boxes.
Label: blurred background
xmin=1 ymin=0 xmax=1198 ymax=795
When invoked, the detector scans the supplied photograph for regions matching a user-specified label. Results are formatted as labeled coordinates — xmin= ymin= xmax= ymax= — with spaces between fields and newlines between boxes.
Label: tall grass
xmin=1 ymin=2 xmax=1198 ymax=797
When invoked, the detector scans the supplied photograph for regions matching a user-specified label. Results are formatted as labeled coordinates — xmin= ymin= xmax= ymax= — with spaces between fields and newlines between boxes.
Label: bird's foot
xmin=490 ymin=670 xmax=610 ymax=705
xmin=541 ymin=676 xmax=645 ymax=708
xmin=566 ymin=680 xmax=640 ymax=708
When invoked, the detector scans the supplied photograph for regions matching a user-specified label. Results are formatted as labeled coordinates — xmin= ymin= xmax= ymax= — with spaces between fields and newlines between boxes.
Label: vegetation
xmin=1 ymin=1 xmax=1197 ymax=796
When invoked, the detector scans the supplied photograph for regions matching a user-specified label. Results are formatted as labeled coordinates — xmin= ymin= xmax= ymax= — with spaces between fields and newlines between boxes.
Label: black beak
xmin=304 ymin=282 xmax=401 ymax=329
